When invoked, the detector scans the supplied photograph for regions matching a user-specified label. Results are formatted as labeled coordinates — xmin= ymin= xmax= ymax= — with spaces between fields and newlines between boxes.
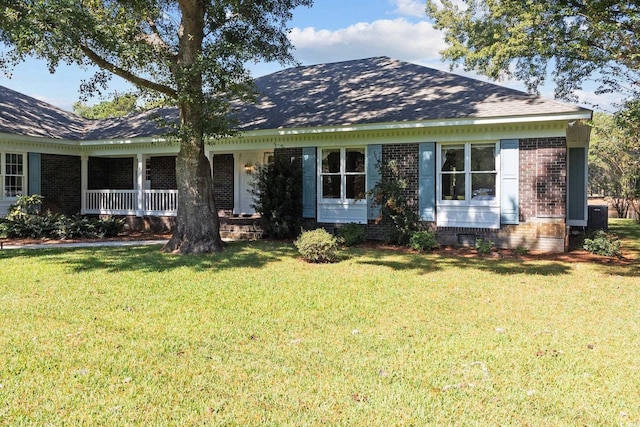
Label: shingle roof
xmin=0 ymin=56 xmax=590 ymax=141
xmin=234 ymin=56 xmax=590 ymax=130
xmin=0 ymin=85 xmax=88 ymax=139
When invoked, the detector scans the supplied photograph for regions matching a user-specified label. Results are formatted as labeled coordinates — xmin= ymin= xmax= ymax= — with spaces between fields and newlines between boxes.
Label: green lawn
xmin=1 ymin=220 xmax=639 ymax=425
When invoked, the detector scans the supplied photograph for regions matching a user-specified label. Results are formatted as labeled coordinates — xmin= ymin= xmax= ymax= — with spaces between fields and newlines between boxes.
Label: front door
xmin=235 ymin=151 xmax=266 ymax=215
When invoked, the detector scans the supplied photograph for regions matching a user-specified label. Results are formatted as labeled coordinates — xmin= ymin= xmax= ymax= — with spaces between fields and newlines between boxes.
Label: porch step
xmin=220 ymin=230 xmax=263 ymax=241
xmin=219 ymin=216 xmax=263 ymax=241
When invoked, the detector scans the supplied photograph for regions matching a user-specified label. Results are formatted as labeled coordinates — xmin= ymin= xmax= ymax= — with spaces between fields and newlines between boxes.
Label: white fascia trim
xmin=78 ymin=136 xmax=172 ymax=146
xmin=0 ymin=133 xmax=79 ymax=147
xmin=238 ymin=111 xmax=593 ymax=138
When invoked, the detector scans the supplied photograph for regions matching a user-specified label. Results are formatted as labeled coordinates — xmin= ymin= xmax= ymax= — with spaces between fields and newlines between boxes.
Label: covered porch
xmin=79 ymin=149 xmax=272 ymax=219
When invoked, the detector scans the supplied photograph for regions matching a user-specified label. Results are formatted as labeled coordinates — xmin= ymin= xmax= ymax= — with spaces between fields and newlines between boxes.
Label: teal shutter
xmin=28 ymin=153 xmax=41 ymax=195
xmin=302 ymin=147 xmax=316 ymax=218
xmin=500 ymin=139 xmax=519 ymax=224
xmin=366 ymin=144 xmax=382 ymax=220
xmin=568 ymin=147 xmax=587 ymax=222
xmin=418 ymin=142 xmax=436 ymax=221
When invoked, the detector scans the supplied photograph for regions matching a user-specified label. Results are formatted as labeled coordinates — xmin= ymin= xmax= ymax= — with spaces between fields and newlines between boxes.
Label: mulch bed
xmin=1 ymin=232 xmax=635 ymax=266
xmin=354 ymin=241 xmax=634 ymax=266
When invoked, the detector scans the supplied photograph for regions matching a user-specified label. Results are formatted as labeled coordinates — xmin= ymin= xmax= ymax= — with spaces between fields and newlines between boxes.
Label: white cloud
xmin=429 ymin=0 xmax=468 ymax=10
xmin=392 ymin=0 xmax=426 ymax=17
xmin=290 ymin=18 xmax=446 ymax=65
xmin=574 ymin=90 xmax=619 ymax=112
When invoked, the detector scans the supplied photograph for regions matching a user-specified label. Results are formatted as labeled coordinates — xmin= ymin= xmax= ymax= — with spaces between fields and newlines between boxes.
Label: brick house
xmin=0 ymin=57 xmax=591 ymax=251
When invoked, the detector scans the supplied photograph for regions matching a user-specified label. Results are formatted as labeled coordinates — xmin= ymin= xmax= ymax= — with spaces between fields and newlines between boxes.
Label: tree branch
xmin=79 ymin=44 xmax=177 ymax=98
xmin=144 ymin=17 xmax=177 ymax=62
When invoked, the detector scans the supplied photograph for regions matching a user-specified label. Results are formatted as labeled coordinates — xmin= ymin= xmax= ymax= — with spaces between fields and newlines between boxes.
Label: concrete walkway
xmin=0 ymin=239 xmax=169 ymax=250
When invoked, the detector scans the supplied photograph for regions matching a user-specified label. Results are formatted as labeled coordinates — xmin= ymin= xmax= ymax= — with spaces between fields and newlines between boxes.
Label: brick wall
xmin=212 ymin=154 xmax=234 ymax=211
xmin=274 ymin=147 xmax=303 ymax=167
xmin=41 ymin=154 xmax=81 ymax=214
xmin=277 ymin=140 xmax=569 ymax=252
xmin=149 ymin=156 xmax=176 ymax=189
xmin=382 ymin=143 xmax=419 ymax=210
xmin=311 ymin=144 xmax=419 ymax=240
xmin=88 ymin=157 xmax=133 ymax=190
xmin=520 ymin=137 xmax=566 ymax=220
xmin=87 ymin=157 xmax=108 ymax=190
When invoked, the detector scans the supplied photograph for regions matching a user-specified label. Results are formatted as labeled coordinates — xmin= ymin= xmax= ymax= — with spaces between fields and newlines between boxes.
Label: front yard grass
xmin=1 ymin=220 xmax=639 ymax=425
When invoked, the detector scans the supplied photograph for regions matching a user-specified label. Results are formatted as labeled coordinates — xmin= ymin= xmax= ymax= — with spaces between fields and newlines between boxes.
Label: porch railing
xmin=83 ymin=189 xmax=178 ymax=216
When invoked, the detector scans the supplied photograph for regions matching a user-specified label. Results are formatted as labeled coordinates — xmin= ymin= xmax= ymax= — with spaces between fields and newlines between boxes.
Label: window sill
xmin=319 ymin=199 xmax=367 ymax=205
xmin=439 ymin=199 xmax=498 ymax=206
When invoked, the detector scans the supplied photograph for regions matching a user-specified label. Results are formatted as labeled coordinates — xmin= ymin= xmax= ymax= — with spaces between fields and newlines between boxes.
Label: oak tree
xmin=426 ymin=0 xmax=640 ymax=103
xmin=73 ymin=94 xmax=139 ymax=119
xmin=0 ymin=0 xmax=311 ymax=254
xmin=589 ymin=112 xmax=640 ymax=218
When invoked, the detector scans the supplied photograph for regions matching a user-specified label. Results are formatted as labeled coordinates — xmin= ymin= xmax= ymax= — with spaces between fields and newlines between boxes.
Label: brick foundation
xmin=436 ymin=221 xmax=566 ymax=253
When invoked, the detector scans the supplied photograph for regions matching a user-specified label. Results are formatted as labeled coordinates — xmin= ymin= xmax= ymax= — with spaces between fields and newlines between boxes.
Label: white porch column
xmin=206 ymin=151 xmax=214 ymax=178
xmin=136 ymin=154 xmax=145 ymax=217
xmin=81 ymin=155 xmax=88 ymax=213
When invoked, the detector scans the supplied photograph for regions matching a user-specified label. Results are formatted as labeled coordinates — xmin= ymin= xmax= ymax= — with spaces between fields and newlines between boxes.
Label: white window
xmin=3 ymin=153 xmax=25 ymax=199
xmin=440 ymin=143 xmax=497 ymax=204
xmin=317 ymin=147 xmax=367 ymax=224
xmin=437 ymin=142 xmax=500 ymax=229
xmin=320 ymin=148 xmax=366 ymax=200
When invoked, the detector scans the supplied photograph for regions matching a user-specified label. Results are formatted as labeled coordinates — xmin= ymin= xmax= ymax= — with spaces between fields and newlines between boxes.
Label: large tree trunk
xmin=162 ymin=132 xmax=225 ymax=254
xmin=162 ymin=0 xmax=225 ymax=254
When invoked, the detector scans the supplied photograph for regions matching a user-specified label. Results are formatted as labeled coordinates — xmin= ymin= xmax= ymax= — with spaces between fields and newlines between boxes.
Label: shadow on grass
xmin=352 ymin=220 xmax=640 ymax=278
xmin=0 ymin=240 xmax=299 ymax=274
xmin=3 ymin=220 xmax=638 ymax=278
xmin=353 ymin=249 xmax=573 ymax=276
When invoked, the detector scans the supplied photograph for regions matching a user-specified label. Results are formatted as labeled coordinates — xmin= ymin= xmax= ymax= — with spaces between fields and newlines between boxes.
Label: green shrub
xmin=5 ymin=194 xmax=43 ymax=219
xmin=294 ymin=229 xmax=340 ymax=263
xmin=251 ymin=156 xmax=302 ymax=238
xmin=336 ymin=223 xmax=366 ymax=246
xmin=409 ymin=230 xmax=439 ymax=251
xmin=55 ymin=214 xmax=96 ymax=240
xmin=583 ymin=230 xmax=621 ymax=257
xmin=475 ymin=238 xmax=494 ymax=255
xmin=368 ymin=160 xmax=422 ymax=245
xmin=0 ymin=211 xmax=59 ymax=238
xmin=0 ymin=194 xmax=124 ymax=240
xmin=515 ymin=246 xmax=529 ymax=256
xmin=95 ymin=216 xmax=125 ymax=237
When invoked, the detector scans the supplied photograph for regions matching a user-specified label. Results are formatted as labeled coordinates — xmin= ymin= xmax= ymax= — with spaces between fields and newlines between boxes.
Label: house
xmin=0 ymin=57 xmax=592 ymax=252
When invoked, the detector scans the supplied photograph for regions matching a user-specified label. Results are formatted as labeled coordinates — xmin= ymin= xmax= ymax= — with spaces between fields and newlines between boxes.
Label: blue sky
xmin=0 ymin=0 xmax=615 ymax=112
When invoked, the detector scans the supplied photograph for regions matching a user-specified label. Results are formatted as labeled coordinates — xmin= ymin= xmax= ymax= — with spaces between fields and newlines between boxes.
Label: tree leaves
xmin=426 ymin=0 xmax=640 ymax=105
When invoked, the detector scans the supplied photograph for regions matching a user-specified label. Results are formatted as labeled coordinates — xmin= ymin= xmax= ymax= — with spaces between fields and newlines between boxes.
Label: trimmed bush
xmin=583 ymin=230 xmax=621 ymax=257
xmin=251 ymin=156 xmax=302 ymax=238
xmin=409 ymin=230 xmax=439 ymax=251
xmin=336 ymin=223 xmax=366 ymax=246
xmin=294 ymin=229 xmax=340 ymax=263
